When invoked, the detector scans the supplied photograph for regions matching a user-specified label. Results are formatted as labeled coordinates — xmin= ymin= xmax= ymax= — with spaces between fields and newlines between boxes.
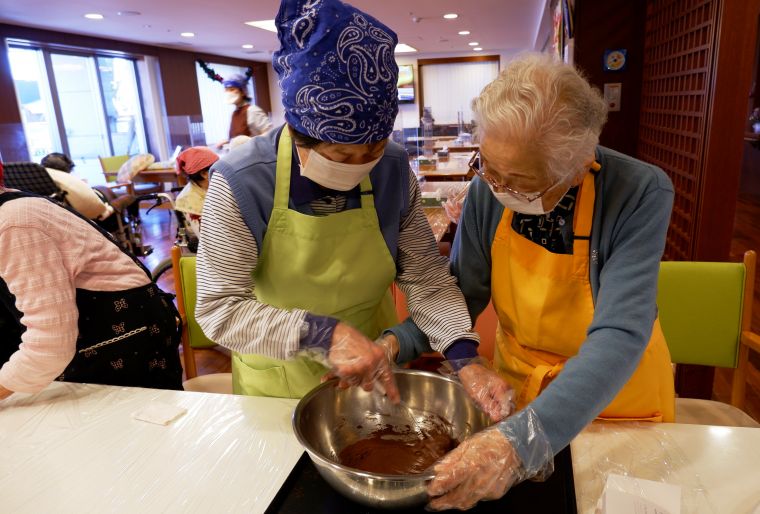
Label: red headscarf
xmin=176 ymin=147 xmax=219 ymax=176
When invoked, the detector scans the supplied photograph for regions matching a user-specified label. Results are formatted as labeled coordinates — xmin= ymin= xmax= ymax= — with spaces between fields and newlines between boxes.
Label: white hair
xmin=472 ymin=53 xmax=608 ymax=182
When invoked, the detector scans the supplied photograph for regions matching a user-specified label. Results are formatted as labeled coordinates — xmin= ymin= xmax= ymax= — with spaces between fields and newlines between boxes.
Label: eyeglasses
xmin=468 ymin=151 xmax=563 ymax=203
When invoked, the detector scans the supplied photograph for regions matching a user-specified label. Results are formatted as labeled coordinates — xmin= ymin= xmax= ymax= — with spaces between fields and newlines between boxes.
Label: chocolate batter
xmin=338 ymin=424 xmax=457 ymax=475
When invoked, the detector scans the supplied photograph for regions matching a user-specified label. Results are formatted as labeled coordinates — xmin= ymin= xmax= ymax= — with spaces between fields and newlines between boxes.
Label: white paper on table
xmin=132 ymin=401 xmax=187 ymax=425
xmin=598 ymin=473 xmax=681 ymax=514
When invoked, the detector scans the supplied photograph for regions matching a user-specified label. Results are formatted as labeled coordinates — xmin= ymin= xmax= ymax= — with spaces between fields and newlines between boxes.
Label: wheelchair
xmin=3 ymin=161 xmax=153 ymax=257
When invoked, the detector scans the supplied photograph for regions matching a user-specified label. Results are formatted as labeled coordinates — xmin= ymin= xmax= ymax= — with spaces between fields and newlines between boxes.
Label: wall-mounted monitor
xmin=397 ymin=64 xmax=415 ymax=104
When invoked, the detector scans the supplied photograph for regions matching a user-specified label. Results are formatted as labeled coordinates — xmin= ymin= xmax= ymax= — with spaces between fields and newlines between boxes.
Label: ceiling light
xmin=469 ymin=42 xmax=479 ymax=46
xmin=458 ymin=30 xmax=470 ymax=35
xmin=180 ymin=32 xmax=195 ymax=38
xmin=395 ymin=43 xmax=418 ymax=53
xmin=245 ymin=19 xmax=277 ymax=32
xmin=443 ymin=13 xmax=458 ymax=19
xmin=473 ymin=47 xmax=483 ymax=51
xmin=117 ymin=11 xmax=141 ymax=16
xmin=242 ymin=44 xmax=254 ymax=49
xmin=84 ymin=13 xmax=104 ymax=20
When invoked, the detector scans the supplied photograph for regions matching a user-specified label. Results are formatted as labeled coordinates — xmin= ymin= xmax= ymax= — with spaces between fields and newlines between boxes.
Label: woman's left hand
xmin=427 ymin=427 xmax=522 ymax=511
xmin=458 ymin=363 xmax=514 ymax=422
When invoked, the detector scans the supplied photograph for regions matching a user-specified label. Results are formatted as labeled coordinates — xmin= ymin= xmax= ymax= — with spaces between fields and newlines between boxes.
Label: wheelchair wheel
xmin=152 ymin=258 xmax=173 ymax=282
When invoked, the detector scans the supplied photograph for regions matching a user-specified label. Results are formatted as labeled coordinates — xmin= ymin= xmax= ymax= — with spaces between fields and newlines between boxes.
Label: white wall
xmin=267 ymin=50 xmax=524 ymax=131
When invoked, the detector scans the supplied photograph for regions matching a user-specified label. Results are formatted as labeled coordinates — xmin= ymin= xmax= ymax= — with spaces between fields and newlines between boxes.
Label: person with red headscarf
xmin=174 ymin=147 xmax=219 ymax=235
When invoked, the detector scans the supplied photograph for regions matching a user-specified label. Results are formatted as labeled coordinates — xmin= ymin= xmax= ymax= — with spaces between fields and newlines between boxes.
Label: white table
xmin=3 ymin=383 xmax=760 ymax=513
xmin=572 ymin=422 xmax=760 ymax=514
xmin=0 ymin=383 xmax=301 ymax=514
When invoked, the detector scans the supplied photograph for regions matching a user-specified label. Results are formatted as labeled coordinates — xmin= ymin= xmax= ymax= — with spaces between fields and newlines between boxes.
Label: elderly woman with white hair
xmin=391 ymin=54 xmax=676 ymax=510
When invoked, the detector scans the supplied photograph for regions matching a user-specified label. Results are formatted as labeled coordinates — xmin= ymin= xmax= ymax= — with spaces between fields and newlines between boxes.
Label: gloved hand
xmin=326 ymin=322 xmax=400 ymax=403
xmin=427 ymin=426 xmax=522 ymax=511
xmin=427 ymin=407 xmax=554 ymax=511
xmin=458 ymin=362 xmax=514 ymax=422
xmin=442 ymin=196 xmax=464 ymax=224
xmin=439 ymin=358 xmax=514 ymax=422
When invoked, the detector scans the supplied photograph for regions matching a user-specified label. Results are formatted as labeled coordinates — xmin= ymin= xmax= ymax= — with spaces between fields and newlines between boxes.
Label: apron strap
xmin=274 ymin=127 xmax=294 ymax=210
xmin=359 ymin=176 xmax=374 ymax=209
xmin=571 ymin=162 xmax=600 ymax=254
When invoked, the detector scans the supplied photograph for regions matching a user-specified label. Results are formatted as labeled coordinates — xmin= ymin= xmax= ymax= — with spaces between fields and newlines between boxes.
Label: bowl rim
xmin=291 ymin=368 xmax=468 ymax=481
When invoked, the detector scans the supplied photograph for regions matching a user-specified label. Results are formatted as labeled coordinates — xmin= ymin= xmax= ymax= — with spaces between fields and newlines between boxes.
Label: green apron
xmin=232 ymin=128 xmax=399 ymax=397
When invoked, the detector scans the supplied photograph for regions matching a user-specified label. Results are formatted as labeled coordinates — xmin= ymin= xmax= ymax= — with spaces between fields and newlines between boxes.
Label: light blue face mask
xmin=299 ymin=149 xmax=381 ymax=191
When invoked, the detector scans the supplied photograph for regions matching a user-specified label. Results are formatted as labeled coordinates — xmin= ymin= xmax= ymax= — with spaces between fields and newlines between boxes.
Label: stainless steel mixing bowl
xmin=292 ymin=369 xmax=491 ymax=509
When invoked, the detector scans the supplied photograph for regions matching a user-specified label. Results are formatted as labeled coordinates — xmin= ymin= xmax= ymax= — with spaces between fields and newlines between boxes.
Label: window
xmin=97 ymin=57 xmax=148 ymax=156
xmin=8 ymin=47 xmax=61 ymax=160
xmin=195 ymin=62 xmax=256 ymax=145
xmin=420 ymin=59 xmax=500 ymax=125
xmin=7 ymin=44 xmax=149 ymax=184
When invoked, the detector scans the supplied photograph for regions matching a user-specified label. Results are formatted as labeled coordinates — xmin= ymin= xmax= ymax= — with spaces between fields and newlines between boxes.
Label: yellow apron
xmin=491 ymin=168 xmax=675 ymax=422
xmin=232 ymin=128 xmax=399 ymax=398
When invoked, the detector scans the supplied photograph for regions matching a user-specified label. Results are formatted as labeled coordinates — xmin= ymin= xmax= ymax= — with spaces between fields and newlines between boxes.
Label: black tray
xmin=266 ymin=446 xmax=576 ymax=514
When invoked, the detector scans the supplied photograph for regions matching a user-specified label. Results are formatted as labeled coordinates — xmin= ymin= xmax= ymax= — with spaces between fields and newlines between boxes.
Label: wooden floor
xmin=138 ymin=193 xmax=760 ymax=422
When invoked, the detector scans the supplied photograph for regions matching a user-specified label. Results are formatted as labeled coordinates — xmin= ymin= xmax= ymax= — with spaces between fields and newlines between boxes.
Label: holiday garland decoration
xmin=196 ymin=59 xmax=254 ymax=85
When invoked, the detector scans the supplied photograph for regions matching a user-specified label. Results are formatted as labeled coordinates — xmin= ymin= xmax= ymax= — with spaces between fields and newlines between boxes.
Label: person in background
xmin=41 ymin=152 xmax=115 ymax=221
xmin=0 ymin=161 xmax=183 ymax=402
xmin=216 ymin=74 xmax=272 ymax=149
xmin=392 ymin=54 xmax=675 ymax=510
xmin=195 ymin=0 xmax=479 ymax=399
xmin=175 ymin=146 xmax=219 ymax=235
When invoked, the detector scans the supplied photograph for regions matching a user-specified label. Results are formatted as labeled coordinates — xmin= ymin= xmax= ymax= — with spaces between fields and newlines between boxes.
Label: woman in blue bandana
xmin=195 ymin=0 xmax=479 ymax=399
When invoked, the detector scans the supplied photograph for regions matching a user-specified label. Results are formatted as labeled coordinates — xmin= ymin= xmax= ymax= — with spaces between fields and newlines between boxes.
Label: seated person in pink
xmin=0 ymin=161 xmax=183 ymax=401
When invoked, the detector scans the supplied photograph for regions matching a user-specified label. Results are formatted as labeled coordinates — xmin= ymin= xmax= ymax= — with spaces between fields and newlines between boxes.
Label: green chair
xmin=98 ymin=154 xmax=162 ymax=195
xmin=658 ymin=250 xmax=760 ymax=427
xmin=172 ymin=246 xmax=232 ymax=393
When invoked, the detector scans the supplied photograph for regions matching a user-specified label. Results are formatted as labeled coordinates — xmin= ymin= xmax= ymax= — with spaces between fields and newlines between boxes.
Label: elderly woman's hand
xmin=459 ymin=363 xmax=514 ymax=422
xmin=427 ymin=427 xmax=522 ymax=511
xmin=442 ymin=197 xmax=464 ymax=224
xmin=326 ymin=322 xmax=400 ymax=403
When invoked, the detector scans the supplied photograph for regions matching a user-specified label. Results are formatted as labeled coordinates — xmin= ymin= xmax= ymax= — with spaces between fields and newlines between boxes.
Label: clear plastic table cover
xmin=571 ymin=421 xmax=760 ymax=514
xmin=0 ymin=382 xmax=302 ymax=514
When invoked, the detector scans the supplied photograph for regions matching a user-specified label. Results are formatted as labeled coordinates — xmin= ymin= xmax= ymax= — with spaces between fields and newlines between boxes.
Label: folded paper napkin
xmin=132 ymin=401 xmax=187 ymax=426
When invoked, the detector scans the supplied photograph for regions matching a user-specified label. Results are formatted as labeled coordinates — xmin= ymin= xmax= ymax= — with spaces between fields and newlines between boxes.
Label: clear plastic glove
xmin=427 ymin=407 xmax=554 ymax=511
xmin=442 ymin=182 xmax=470 ymax=224
xmin=325 ymin=322 xmax=400 ymax=403
xmin=427 ymin=427 xmax=521 ymax=511
xmin=439 ymin=358 xmax=514 ymax=422
xmin=442 ymin=196 xmax=464 ymax=224
xmin=459 ymin=362 xmax=514 ymax=422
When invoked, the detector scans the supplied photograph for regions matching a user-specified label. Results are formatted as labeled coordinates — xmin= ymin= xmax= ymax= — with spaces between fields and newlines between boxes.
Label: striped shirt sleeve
xmin=195 ymin=167 xmax=479 ymax=361
xmin=195 ymin=172 xmax=306 ymax=359
xmin=396 ymin=171 xmax=480 ymax=352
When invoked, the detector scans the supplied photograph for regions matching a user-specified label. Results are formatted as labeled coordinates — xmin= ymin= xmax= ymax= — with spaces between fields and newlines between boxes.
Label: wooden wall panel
xmin=573 ymin=0 xmax=647 ymax=156
xmin=637 ymin=0 xmax=718 ymax=261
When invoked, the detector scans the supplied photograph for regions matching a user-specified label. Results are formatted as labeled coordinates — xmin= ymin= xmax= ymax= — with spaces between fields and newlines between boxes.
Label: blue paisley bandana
xmin=273 ymin=0 xmax=399 ymax=144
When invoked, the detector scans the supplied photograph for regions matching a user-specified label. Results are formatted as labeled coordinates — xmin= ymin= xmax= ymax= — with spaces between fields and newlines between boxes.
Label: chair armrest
xmin=741 ymin=330 xmax=760 ymax=353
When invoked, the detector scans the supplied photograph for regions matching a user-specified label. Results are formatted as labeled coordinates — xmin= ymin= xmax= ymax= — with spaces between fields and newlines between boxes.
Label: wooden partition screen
xmin=637 ymin=0 xmax=719 ymax=261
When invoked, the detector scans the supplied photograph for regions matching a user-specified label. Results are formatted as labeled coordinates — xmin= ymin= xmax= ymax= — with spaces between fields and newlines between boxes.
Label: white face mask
xmin=490 ymin=185 xmax=568 ymax=216
xmin=298 ymin=149 xmax=381 ymax=191
xmin=225 ymin=91 xmax=241 ymax=105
